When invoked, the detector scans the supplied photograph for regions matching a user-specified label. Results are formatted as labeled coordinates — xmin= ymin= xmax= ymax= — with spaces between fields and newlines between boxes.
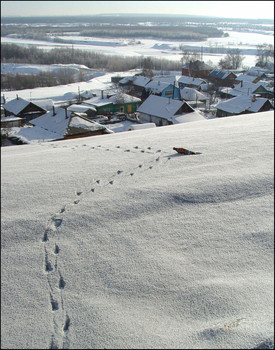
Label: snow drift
xmin=1 ymin=111 xmax=274 ymax=349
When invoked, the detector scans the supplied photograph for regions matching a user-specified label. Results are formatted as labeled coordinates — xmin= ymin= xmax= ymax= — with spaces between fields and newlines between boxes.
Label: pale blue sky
xmin=1 ymin=1 xmax=274 ymax=19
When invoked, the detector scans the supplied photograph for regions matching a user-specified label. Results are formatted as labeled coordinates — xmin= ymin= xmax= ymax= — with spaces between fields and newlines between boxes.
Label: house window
xmin=164 ymin=90 xmax=173 ymax=96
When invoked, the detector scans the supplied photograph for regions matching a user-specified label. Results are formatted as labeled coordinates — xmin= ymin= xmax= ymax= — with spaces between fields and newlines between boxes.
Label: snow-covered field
xmin=1 ymin=110 xmax=274 ymax=349
xmin=2 ymin=28 xmax=274 ymax=68
xmin=1 ymin=70 xmax=120 ymax=104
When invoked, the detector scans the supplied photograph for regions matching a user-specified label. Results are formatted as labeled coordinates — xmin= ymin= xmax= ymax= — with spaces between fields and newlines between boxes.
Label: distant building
xmin=208 ymin=69 xmax=237 ymax=87
xmin=182 ymin=60 xmax=213 ymax=79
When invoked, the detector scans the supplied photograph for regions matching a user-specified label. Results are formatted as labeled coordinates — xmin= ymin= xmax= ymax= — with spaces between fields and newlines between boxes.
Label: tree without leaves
xmin=256 ymin=44 xmax=274 ymax=68
xmin=218 ymin=49 xmax=245 ymax=69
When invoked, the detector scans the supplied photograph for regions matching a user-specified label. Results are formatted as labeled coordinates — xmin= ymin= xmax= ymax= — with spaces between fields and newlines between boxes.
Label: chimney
xmin=52 ymin=106 xmax=56 ymax=116
xmin=101 ymin=90 xmax=104 ymax=99
xmin=252 ymin=95 xmax=257 ymax=102
xmin=65 ymin=107 xmax=68 ymax=119
xmin=241 ymin=80 xmax=243 ymax=88
xmin=16 ymin=94 xmax=19 ymax=100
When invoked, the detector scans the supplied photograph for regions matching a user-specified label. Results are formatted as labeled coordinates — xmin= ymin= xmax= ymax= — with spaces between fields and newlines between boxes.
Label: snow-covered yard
xmin=1 ymin=110 xmax=273 ymax=349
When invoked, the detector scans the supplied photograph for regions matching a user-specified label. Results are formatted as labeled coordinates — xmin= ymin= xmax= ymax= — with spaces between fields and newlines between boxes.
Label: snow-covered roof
xmin=118 ymin=76 xmax=134 ymax=85
xmin=180 ymin=87 xmax=207 ymax=101
xmin=105 ymin=120 xmax=138 ymax=133
xmin=83 ymin=95 xmax=113 ymax=107
xmin=80 ymin=90 xmax=96 ymax=99
xmin=132 ymin=76 xmax=151 ymax=87
xmin=30 ymin=99 xmax=54 ymax=111
xmin=128 ymin=123 xmax=156 ymax=130
xmin=209 ymin=69 xmax=236 ymax=80
xmin=235 ymin=74 xmax=259 ymax=83
xmin=108 ymin=93 xmax=141 ymax=104
xmin=69 ymin=116 xmax=109 ymax=132
xmin=171 ymin=111 xmax=205 ymax=124
xmin=30 ymin=107 xmax=70 ymax=137
xmin=3 ymin=97 xmax=38 ymax=115
xmin=11 ymin=108 xmax=111 ymax=142
xmin=67 ymin=104 xmax=97 ymax=113
xmin=144 ymin=80 xmax=172 ymax=93
xmin=216 ymin=95 xmax=269 ymax=114
xmin=222 ymin=80 xmax=273 ymax=97
xmin=137 ymin=95 xmax=194 ymax=119
xmin=9 ymin=125 xmax=63 ymax=142
xmin=151 ymin=75 xmax=178 ymax=84
xmin=83 ymin=92 xmax=140 ymax=107
xmin=178 ymin=76 xmax=207 ymax=86
xmin=246 ymin=66 xmax=270 ymax=77
xmin=234 ymin=80 xmax=271 ymax=90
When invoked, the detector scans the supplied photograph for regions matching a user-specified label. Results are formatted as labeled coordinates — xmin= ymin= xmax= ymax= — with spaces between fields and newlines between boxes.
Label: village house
xmin=220 ymin=80 xmax=274 ymax=100
xmin=8 ymin=108 xmax=113 ymax=144
xmin=2 ymin=97 xmax=48 ymax=124
xmin=131 ymin=76 xmax=152 ymax=96
xmin=177 ymin=76 xmax=207 ymax=90
xmin=179 ymin=87 xmax=208 ymax=108
xmin=216 ymin=95 xmax=273 ymax=117
xmin=181 ymin=60 xmax=213 ymax=79
xmin=142 ymin=80 xmax=180 ymax=100
xmin=136 ymin=95 xmax=205 ymax=126
xmin=234 ymin=74 xmax=261 ymax=85
xmin=117 ymin=76 xmax=135 ymax=88
xmin=208 ymin=69 xmax=237 ymax=87
xmin=83 ymin=91 xmax=141 ymax=115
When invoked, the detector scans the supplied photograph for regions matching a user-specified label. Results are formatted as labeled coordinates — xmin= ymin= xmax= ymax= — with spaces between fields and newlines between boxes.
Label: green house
xmin=83 ymin=91 xmax=141 ymax=115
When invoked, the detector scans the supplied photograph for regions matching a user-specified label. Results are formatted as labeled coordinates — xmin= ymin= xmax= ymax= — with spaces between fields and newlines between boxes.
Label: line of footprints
xmin=43 ymin=214 xmax=70 ymax=349
xmin=42 ymin=145 xmax=171 ymax=349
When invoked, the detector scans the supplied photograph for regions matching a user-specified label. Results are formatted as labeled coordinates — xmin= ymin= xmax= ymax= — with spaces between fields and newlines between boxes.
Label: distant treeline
xmin=1 ymin=44 xmax=182 ymax=90
xmin=1 ymin=24 xmax=225 ymax=41
xmin=2 ymin=14 xmax=273 ymax=25
xmin=79 ymin=25 xmax=224 ymax=41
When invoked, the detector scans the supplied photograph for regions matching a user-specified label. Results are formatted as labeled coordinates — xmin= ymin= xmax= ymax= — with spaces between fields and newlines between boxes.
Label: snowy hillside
xmin=1 ymin=111 xmax=274 ymax=349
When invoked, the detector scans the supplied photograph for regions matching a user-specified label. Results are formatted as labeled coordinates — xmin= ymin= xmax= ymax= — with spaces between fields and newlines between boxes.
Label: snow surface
xmin=1 ymin=110 xmax=274 ymax=349
xmin=1 ymin=71 xmax=121 ymax=104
